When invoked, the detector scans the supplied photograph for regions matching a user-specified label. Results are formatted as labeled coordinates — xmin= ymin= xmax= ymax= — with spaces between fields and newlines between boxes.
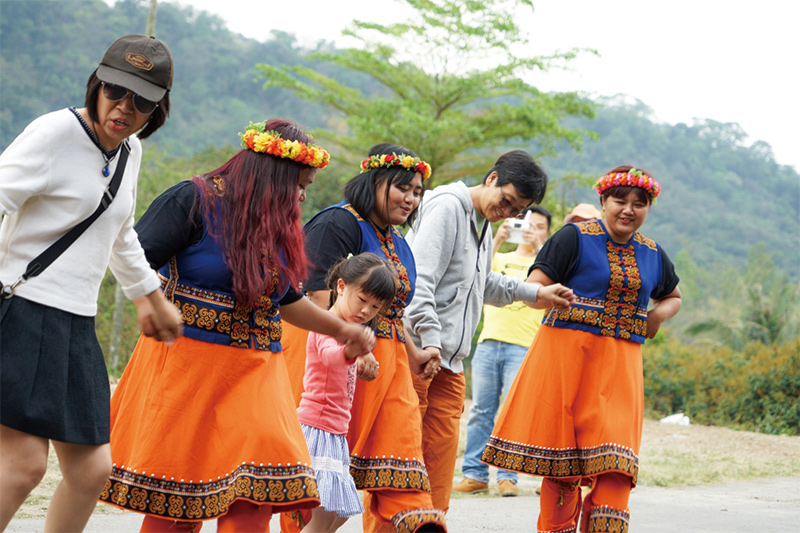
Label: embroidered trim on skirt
xmin=302 ymin=424 xmax=364 ymax=518
xmin=483 ymin=325 xmax=643 ymax=484
xmin=0 ymin=296 xmax=110 ymax=445
xmin=100 ymin=335 xmax=319 ymax=520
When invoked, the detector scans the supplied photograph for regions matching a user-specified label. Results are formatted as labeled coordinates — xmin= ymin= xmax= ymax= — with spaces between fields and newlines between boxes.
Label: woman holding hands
xmin=483 ymin=165 xmax=681 ymax=533
xmin=282 ymin=144 xmax=446 ymax=532
xmin=100 ymin=120 xmax=375 ymax=532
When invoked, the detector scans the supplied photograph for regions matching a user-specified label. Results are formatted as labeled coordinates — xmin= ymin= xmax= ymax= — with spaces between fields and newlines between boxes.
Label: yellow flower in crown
xmin=360 ymin=152 xmax=433 ymax=181
xmin=281 ymin=140 xmax=299 ymax=159
xmin=239 ymin=121 xmax=330 ymax=169
xmin=253 ymin=133 xmax=271 ymax=153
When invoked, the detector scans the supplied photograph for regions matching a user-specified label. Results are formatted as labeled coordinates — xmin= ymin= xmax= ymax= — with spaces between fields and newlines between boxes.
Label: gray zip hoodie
xmin=403 ymin=181 xmax=540 ymax=373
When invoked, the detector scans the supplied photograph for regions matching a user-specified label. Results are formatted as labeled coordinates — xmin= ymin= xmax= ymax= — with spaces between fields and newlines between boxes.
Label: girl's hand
xmin=356 ymin=352 xmax=379 ymax=381
xmin=337 ymin=323 xmax=376 ymax=357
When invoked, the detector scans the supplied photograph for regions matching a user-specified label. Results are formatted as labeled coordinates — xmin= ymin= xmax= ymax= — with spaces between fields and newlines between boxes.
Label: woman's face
xmin=370 ymin=172 xmax=424 ymax=227
xmin=93 ymin=85 xmax=152 ymax=150
xmin=297 ymin=168 xmax=317 ymax=203
xmin=601 ymin=189 xmax=651 ymax=243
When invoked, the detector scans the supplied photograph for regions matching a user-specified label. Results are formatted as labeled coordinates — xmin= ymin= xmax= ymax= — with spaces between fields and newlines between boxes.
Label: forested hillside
xmin=540 ymin=97 xmax=800 ymax=277
xmin=2 ymin=0 xmax=798 ymax=278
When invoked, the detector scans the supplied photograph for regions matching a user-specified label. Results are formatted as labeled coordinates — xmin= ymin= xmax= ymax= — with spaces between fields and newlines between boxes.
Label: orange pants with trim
xmin=412 ymin=369 xmax=466 ymax=514
xmin=538 ymin=473 xmax=631 ymax=533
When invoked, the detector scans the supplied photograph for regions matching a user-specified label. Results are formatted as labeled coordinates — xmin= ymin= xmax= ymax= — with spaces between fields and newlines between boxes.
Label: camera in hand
xmin=505 ymin=216 xmax=529 ymax=244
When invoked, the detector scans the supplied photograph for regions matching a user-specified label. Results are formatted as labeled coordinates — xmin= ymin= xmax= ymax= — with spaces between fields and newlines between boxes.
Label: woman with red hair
xmin=99 ymin=119 xmax=375 ymax=532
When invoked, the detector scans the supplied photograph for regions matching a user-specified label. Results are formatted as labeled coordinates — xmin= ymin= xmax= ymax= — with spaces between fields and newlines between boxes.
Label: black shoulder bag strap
xmin=1 ymin=140 xmax=130 ymax=300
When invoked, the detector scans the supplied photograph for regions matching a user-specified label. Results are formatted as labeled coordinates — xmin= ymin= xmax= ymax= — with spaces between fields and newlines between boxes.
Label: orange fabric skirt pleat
xmin=100 ymin=335 xmax=319 ymax=521
xmin=281 ymin=320 xmax=311 ymax=407
xmin=483 ymin=325 xmax=643 ymax=485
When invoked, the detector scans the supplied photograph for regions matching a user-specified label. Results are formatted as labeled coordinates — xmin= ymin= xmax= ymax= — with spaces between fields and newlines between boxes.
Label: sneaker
xmin=498 ymin=479 xmax=519 ymax=497
xmin=452 ymin=478 xmax=489 ymax=494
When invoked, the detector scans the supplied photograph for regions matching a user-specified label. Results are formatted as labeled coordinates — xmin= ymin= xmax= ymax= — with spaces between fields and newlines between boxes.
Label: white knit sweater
xmin=0 ymin=108 xmax=160 ymax=316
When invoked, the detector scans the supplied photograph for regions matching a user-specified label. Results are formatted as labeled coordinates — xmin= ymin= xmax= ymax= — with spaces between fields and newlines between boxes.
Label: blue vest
xmin=159 ymin=179 xmax=287 ymax=351
xmin=543 ymin=220 xmax=663 ymax=344
xmin=316 ymin=202 xmax=417 ymax=341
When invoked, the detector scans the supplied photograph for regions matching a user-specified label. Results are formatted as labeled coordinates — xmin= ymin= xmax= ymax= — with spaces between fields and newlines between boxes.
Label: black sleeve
xmin=528 ymin=224 xmax=581 ymax=283
xmin=135 ymin=180 xmax=203 ymax=270
xmin=279 ymin=285 xmax=303 ymax=305
xmin=303 ymin=208 xmax=362 ymax=291
xmin=652 ymin=247 xmax=680 ymax=300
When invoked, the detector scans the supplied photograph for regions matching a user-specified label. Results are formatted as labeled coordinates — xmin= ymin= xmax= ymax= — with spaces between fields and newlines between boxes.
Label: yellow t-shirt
xmin=477 ymin=251 xmax=544 ymax=347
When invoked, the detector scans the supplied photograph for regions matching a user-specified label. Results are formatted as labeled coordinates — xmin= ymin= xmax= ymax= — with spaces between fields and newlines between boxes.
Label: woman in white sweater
xmin=0 ymin=34 xmax=182 ymax=531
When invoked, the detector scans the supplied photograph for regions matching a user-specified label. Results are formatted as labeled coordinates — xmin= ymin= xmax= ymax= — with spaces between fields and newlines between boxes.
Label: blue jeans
xmin=461 ymin=339 xmax=528 ymax=483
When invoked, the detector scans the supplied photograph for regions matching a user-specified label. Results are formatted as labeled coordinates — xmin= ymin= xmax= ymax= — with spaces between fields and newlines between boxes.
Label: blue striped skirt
xmin=301 ymin=424 xmax=364 ymax=518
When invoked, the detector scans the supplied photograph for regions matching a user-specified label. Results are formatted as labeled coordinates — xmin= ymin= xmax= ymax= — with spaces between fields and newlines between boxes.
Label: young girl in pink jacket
xmin=298 ymin=252 xmax=397 ymax=532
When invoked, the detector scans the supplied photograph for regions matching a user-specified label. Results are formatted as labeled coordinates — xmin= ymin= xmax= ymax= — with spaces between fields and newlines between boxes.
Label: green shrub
xmin=643 ymin=338 xmax=800 ymax=435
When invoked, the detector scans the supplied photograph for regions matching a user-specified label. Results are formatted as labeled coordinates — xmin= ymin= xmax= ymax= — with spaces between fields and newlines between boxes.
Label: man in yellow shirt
xmin=454 ymin=206 xmax=551 ymax=497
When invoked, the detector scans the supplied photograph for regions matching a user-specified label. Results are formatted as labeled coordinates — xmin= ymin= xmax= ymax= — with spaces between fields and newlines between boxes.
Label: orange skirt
xmin=99 ymin=335 xmax=319 ymax=520
xmin=281 ymin=320 xmax=310 ymax=407
xmin=281 ymin=325 xmax=445 ymax=530
xmin=281 ymin=322 xmax=430 ymax=491
xmin=347 ymin=337 xmax=430 ymax=492
xmin=483 ymin=325 xmax=643 ymax=485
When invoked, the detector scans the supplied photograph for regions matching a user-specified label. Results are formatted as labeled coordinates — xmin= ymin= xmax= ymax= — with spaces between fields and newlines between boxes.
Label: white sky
xmin=147 ymin=0 xmax=799 ymax=170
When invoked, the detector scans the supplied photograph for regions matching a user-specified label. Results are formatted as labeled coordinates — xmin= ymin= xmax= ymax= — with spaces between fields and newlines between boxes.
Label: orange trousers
xmin=538 ymin=473 xmax=631 ymax=533
xmin=140 ymin=501 xmax=272 ymax=532
xmin=412 ymin=369 xmax=466 ymax=514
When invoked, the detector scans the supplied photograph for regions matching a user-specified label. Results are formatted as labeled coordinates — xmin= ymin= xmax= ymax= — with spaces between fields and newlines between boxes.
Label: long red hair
xmin=193 ymin=119 xmax=309 ymax=306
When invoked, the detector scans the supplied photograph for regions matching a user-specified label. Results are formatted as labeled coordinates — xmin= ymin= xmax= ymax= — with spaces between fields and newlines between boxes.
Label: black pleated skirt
xmin=0 ymin=296 xmax=110 ymax=444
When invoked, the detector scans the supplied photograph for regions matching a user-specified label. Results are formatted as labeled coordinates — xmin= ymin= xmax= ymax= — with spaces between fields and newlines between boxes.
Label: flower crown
xmin=360 ymin=153 xmax=432 ymax=181
xmin=240 ymin=121 xmax=330 ymax=169
xmin=594 ymin=168 xmax=661 ymax=201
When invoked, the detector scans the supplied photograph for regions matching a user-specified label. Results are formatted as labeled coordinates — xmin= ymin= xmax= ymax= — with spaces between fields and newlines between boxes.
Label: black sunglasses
xmin=101 ymin=82 xmax=159 ymax=115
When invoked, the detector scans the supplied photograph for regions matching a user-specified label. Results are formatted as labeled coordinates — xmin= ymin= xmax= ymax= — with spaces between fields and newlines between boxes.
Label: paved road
xmin=7 ymin=476 xmax=799 ymax=532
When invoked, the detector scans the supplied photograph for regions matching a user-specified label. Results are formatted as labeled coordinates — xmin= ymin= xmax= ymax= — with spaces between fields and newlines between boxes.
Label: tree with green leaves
xmin=257 ymin=0 xmax=596 ymax=186
xmin=686 ymin=244 xmax=800 ymax=349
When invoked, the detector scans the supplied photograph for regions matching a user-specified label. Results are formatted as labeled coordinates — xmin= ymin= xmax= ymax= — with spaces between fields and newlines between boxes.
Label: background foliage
xmin=2 ymin=0 xmax=798 ymax=433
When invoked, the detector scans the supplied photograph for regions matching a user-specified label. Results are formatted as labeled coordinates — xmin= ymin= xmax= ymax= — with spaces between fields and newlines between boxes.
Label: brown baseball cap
xmin=96 ymin=34 xmax=173 ymax=102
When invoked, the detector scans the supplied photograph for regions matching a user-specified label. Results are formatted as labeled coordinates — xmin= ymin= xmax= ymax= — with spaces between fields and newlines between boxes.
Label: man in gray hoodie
xmin=403 ymin=150 xmax=575 ymax=514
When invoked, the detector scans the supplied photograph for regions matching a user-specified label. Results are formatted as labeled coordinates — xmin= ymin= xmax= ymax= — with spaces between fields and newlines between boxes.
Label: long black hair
xmin=344 ymin=143 xmax=426 ymax=227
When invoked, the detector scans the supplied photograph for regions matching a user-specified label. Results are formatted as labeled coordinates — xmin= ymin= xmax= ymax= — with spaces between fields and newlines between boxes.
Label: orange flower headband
xmin=594 ymin=168 xmax=661 ymax=201
xmin=360 ymin=153 xmax=432 ymax=181
xmin=240 ymin=121 xmax=330 ymax=169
